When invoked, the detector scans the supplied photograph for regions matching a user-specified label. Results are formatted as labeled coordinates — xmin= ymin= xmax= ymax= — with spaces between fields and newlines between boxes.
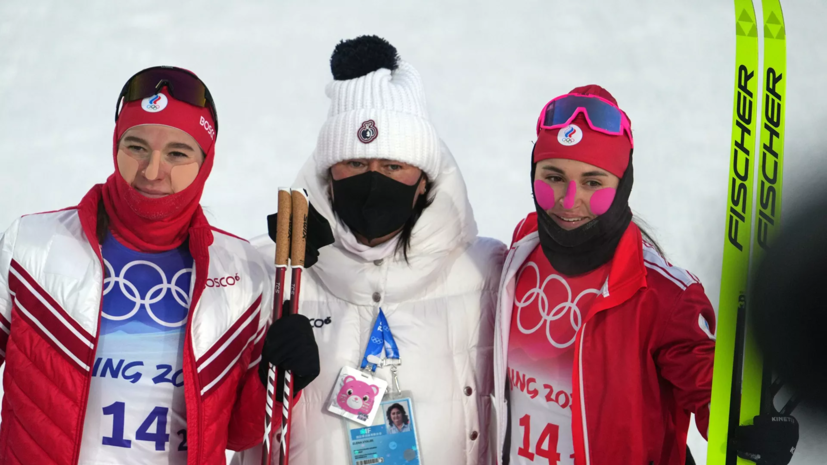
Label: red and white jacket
xmin=0 ymin=186 xmax=273 ymax=465
xmin=493 ymin=214 xmax=716 ymax=465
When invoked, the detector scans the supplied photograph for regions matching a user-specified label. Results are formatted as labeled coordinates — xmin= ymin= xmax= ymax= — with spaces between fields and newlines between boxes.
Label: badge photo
xmin=347 ymin=396 xmax=422 ymax=465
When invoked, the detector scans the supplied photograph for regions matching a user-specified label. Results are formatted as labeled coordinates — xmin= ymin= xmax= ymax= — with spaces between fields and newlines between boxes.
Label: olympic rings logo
xmin=514 ymin=261 xmax=601 ymax=348
xmin=102 ymin=259 xmax=191 ymax=328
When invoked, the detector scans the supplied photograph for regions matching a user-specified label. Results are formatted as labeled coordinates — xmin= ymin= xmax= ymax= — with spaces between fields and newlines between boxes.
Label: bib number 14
xmin=102 ymin=401 xmax=186 ymax=452
xmin=517 ymin=414 xmax=563 ymax=464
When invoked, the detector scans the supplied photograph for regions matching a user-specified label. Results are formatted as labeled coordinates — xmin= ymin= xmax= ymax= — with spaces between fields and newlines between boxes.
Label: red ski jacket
xmin=0 ymin=186 xmax=275 ymax=465
xmin=493 ymin=214 xmax=716 ymax=465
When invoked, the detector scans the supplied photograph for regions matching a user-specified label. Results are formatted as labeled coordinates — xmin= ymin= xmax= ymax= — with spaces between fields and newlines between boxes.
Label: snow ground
xmin=1 ymin=0 xmax=826 ymax=463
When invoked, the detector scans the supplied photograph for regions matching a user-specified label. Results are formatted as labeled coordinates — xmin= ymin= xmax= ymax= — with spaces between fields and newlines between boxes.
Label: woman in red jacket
xmin=492 ymin=85 xmax=795 ymax=465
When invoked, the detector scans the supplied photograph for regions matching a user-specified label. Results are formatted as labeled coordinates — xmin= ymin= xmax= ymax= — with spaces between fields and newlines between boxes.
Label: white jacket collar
xmin=336 ymin=219 xmax=401 ymax=262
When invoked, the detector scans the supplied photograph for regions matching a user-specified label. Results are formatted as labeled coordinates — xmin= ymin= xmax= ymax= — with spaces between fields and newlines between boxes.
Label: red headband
xmin=115 ymin=87 xmax=216 ymax=156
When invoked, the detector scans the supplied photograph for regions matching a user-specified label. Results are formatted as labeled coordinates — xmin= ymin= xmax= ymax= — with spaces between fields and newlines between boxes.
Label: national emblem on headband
xmin=141 ymin=94 xmax=168 ymax=113
xmin=557 ymin=123 xmax=583 ymax=146
xmin=357 ymin=120 xmax=378 ymax=144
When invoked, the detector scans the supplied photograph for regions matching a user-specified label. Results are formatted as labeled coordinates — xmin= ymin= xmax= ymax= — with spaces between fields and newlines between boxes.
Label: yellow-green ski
xmin=742 ymin=0 xmax=787 ymax=435
xmin=707 ymin=1 xmax=760 ymax=463
xmin=708 ymin=1 xmax=786 ymax=464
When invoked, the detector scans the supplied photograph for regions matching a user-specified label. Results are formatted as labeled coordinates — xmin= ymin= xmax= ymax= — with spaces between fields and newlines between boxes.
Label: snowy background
xmin=1 ymin=0 xmax=826 ymax=463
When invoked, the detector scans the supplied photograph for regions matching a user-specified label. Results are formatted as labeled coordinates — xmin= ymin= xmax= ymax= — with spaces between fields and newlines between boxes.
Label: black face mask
xmin=533 ymin=149 xmax=635 ymax=276
xmin=331 ymin=171 xmax=422 ymax=241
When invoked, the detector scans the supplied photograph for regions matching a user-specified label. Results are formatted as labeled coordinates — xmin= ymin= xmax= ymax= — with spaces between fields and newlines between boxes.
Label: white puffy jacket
xmin=236 ymin=143 xmax=505 ymax=465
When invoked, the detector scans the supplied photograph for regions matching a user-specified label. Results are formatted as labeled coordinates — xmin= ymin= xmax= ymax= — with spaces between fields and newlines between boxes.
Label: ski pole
xmin=278 ymin=188 xmax=309 ymax=465
xmin=262 ymin=188 xmax=292 ymax=465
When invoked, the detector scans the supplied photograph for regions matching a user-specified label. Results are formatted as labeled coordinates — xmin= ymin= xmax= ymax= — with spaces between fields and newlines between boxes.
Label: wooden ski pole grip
xmin=262 ymin=188 xmax=294 ymax=465
xmin=290 ymin=189 xmax=309 ymax=268
xmin=277 ymin=188 xmax=309 ymax=465
xmin=275 ymin=189 xmax=292 ymax=267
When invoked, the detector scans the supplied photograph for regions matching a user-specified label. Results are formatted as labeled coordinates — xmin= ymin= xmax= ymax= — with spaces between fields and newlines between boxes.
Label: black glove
xmin=258 ymin=309 xmax=320 ymax=400
xmin=267 ymin=202 xmax=334 ymax=268
xmin=733 ymin=414 xmax=799 ymax=465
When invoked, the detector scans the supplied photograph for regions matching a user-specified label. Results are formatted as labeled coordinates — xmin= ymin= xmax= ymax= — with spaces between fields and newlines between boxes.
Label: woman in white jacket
xmin=238 ymin=35 xmax=505 ymax=465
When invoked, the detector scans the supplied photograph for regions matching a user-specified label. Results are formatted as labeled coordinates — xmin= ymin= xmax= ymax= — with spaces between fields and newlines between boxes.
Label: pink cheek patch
xmin=533 ymin=180 xmax=556 ymax=211
xmin=589 ymin=188 xmax=616 ymax=216
xmin=170 ymin=163 xmax=200 ymax=193
xmin=116 ymin=150 xmax=139 ymax=185
xmin=563 ymin=180 xmax=576 ymax=210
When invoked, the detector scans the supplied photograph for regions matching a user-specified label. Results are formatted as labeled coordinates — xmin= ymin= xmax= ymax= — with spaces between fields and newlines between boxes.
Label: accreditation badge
xmin=347 ymin=393 xmax=422 ymax=465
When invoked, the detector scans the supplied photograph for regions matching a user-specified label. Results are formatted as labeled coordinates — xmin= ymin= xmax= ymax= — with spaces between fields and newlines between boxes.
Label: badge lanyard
xmin=346 ymin=310 xmax=422 ymax=464
xmin=361 ymin=309 xmax=402 ymax=395
xmin=327 ymin=309 xmax=404 ymax=428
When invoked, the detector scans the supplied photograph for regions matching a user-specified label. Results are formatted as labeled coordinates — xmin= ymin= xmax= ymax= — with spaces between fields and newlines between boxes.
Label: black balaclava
xmin=532 ymin=148 xmax=635 ymax=276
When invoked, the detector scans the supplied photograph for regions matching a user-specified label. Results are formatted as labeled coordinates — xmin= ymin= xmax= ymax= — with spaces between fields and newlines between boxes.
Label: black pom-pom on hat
xmin=330 ymin=35 xmax=399 ymax=81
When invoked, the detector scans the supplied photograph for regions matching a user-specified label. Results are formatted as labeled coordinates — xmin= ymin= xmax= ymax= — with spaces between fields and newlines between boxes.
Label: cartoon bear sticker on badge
xmin=336 ymin=375 xmax=380 ymax=415
xmin=327 ymin=367 xmax=388 ymax=425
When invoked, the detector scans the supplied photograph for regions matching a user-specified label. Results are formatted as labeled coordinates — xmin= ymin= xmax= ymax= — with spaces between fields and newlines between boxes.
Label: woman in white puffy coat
xmin=236 ymin=36 xmax=505 ymax=465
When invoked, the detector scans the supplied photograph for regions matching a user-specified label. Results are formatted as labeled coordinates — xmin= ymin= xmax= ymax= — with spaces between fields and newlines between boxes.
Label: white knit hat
xmin=314 ymin=36 xmax=441 ymax=179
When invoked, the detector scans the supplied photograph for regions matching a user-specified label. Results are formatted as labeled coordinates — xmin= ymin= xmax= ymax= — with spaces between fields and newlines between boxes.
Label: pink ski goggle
xmin=536 ymin=94 xmax=634 ymax=148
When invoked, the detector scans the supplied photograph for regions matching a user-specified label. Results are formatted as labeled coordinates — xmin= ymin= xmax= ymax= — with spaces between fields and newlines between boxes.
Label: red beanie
xmin=533 ymin=85 xmax=632 ymax=178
